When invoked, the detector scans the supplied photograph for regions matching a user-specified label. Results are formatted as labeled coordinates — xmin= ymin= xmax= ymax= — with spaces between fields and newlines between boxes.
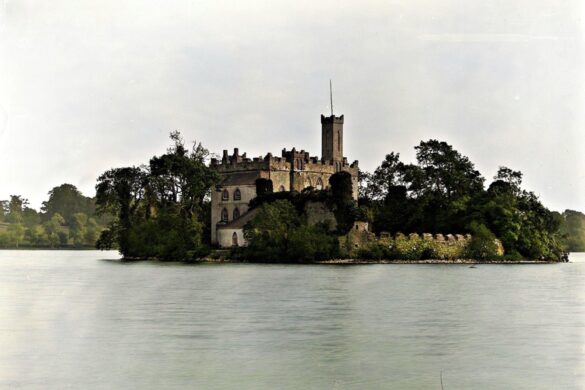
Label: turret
xmin=321 ymin=114 xmax=344 ymax=163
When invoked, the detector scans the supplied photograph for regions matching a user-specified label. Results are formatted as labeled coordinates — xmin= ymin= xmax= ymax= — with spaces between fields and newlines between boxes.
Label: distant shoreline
xmin=197 ymin=257 xmax=563 ymax=265
xmin=0 ymin=249 xmax=566 ymax=263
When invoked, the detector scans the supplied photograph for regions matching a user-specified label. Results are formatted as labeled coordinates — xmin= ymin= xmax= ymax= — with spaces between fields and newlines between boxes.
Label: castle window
xmin=232 ymin=232 xmax=239 ymax=247
xmin=221 ymin=208 xmax=228 ymax=222
xmin=316 ymin=178 xmax=323 ymax=190
xmin=222 ymin=189 xmax=229 ymax=201
xmin=296 ymin=159 xmax=302 ymax=170
xmin=234 ymin=188 xmax=241 ymax=201
xmin=233 ymin=207 xmax=240 ymax=220
xmin=279 ymin=185 xmax=286 ymax=192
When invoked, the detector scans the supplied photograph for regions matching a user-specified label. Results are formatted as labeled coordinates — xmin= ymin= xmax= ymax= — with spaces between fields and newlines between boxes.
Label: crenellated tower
xmin=321 ymin=114 xmax=344 ymax=163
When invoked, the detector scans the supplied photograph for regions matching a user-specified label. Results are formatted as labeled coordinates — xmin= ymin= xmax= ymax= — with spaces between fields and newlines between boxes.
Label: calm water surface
xmin=0 ymin=251 xmax=583 ymax=389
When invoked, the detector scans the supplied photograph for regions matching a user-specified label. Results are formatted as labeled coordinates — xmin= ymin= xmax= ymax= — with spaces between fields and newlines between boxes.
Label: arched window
xmin=316 ymin=178 xmax=323 ymax=190
xmin=222 ymin=189 xmax=229 ymax=201
xmin=233 ymin=207 xmax=240 ymax=220
xmin=232 ymin=232 xmax=239 ymax=247
xmin=279 ymin=185 xmax=286 ymax=192
xmin=296 ymin=160 xmax=302 ymax=170
xmin=305 ymin=177 xmax=312 ymax=188
xmin=234 ymin=188 xmax=241 ymax=201
xmin=221 ymin=208 xmax=228 ymax=222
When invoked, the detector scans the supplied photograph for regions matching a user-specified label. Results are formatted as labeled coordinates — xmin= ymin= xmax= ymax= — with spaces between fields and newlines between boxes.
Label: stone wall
xmin=339 ymin=224 xmax=481 ymax=259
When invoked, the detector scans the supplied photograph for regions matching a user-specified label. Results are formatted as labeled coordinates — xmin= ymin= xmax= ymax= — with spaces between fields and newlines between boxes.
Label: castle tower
xmin=321 ymin=114 xmax=344 ymax=163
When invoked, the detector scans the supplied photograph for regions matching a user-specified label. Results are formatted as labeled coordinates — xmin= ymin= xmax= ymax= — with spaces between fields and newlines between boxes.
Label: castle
xmin=210 ymin=114 xmax=359 ymax=248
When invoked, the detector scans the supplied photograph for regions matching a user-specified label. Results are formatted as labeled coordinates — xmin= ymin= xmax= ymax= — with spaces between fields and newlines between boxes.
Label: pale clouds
xmin=0 ymin=0 xmax=583 ymax=211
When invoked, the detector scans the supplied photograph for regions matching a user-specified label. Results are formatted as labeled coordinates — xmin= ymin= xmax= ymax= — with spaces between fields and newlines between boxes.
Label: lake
xmin=0 ymin=251 xmax=583 ymax=389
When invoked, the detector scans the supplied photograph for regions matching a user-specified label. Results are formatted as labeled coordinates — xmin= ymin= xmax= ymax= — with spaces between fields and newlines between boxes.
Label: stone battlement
xmin=210 ymin=147 xmax=359 ymax=173
xmin=321 ymin=114 xmax=344 ymax=124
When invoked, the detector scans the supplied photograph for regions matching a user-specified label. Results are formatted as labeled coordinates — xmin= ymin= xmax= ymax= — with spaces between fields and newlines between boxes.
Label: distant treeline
xmin=0 ymin=184 xmax=111 ymax=248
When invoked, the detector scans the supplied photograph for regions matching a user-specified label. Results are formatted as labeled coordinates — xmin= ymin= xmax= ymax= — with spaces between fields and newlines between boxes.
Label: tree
xmin=95 ymin=167 xmax=147 ymax=256
xmin=363 ymin=141 xmax=564 ymax=260
xmin=560 ymin=210 xmax=585 ymax=252
xmin=363 ymin=152 xmax=404 ymax=201
xmin=243 ymin=200 xmax=301 ymax=261
xmin=0 ymin=200 xmax=8 ymax=222
xmin=22 ymin=207 xmax=40 ymax=228
xmin=494 ymin=166 xmax=523 ymax=194
xmin=84 ymin=218 xmax=101 ymax=247
xmin=41 ymin=184 xmax=95 ymax=225
xmin=26 ymin=225 xmax=48 ymax=246
xmin=6 ymin=195 xmax=27 ymax=224
xmin=413 ymin=140 xmax=484 ymax=199
xmin=95 ymin=132 xmax=219 ymax=259
xmin=44 ymin=213 xmax=66 ymax=248
xmin=70 ymin=212 xmax=88 ymax=247
xmin=6 ymin=223 xmax=25 ymax=248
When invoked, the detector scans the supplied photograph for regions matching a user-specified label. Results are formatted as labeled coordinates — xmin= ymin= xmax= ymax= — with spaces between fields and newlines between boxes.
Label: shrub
xmin=465 ymin=223 xmax=501 ymax=260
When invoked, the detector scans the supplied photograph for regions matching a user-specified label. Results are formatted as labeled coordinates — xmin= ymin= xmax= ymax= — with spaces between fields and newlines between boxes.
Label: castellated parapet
xmin=209 ymin=113 xmax=359 ymax=247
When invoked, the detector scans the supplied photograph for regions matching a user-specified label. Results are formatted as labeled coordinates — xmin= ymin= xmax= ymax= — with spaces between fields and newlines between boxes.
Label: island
xmin=88 ymin=113 xmax=574 ymax=263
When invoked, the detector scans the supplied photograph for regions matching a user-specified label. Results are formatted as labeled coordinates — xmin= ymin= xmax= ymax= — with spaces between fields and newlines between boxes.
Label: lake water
xmin=0 ymin=251 xmax=583 ymax=389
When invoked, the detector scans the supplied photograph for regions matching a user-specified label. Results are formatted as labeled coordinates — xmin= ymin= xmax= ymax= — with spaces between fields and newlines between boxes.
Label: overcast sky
xmin=0 ymin=0 xmax=583 ymax=212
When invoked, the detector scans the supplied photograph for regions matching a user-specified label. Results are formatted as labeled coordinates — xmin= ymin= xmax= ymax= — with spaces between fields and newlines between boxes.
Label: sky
xmin=0 ymin=0 xmax=583 ymax=212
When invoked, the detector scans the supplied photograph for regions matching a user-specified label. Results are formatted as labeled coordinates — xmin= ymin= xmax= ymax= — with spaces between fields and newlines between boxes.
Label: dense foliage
xmin=360 ymin=140 xmax=566 ymax=260
xmin=560 ymin=210 xmax=585 ymax=252
xmin=0 ymin=185 xmax=105 ymax=248
xmin=95 ymin=132 xmax=219 ymax=260
xmin=240 ymin=173 xmax=359 ymax=261
xmin=241 ymin=199 xmax=339 ymax=262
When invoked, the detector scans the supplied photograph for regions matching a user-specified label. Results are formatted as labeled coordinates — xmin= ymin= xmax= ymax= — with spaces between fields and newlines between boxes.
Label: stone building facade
xmin=210 ymin=114 xmax=359 ymax=247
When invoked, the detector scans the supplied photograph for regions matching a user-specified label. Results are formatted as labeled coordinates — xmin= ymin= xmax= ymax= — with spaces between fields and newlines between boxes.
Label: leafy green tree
xmin=560 ymin=210 xmax=585 ymax=251
xmin=95 ymin=132 xmax=218 ymax=259
xmin=494 ymin=167 xmax=523 ymax=194
xmin=41 ymin=184 xmax=95 ymax=225
xmin=95 ymin=166 xmax=147 ymax=256
xmin=6 ymin=223 xmax=25 ymax=248
xmin=70 ymin=212 xmax=88 ymax=247
xmin=362 ymin=152 xmax=404 ymax=201
xmin=243 ymin=199 xmax=340 ymax=262
xmin=286 ymin=224 xmax=339 ymax=261
xmin=414 ymin=140 xmax=484 ymax=198
xmin=22 ymin=207 xmax=40 ymax=228
xmin=243 ymin=200 xmax=301 ymax=261
xmin=44 ymin=213 xmax=66 ymax=248
xmin=363 ymin=142 xmax=564 ymax=260
xmin=0 ymin=200 xmax=8 ymax=222
xmin=0 ymin=231 xmax=9 ymax=247
xmin=6 ymin=195 xmax=27 ymax=224
xmin=26 ymin=225 xmax=49 ymax=246
xmin=465 ymin=223 xmax=500 ymax=260
xmin=84 ymin=218 xmax=101 ymax=247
